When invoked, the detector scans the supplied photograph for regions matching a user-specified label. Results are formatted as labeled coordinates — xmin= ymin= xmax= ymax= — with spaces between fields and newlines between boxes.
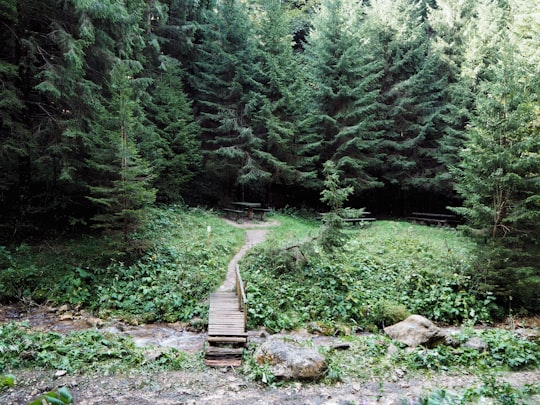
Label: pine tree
xmin=319 ymin=160 xmax=354 ymax=252
xmin=0 ymin=0 xmax=32 ymax=237
xmin=452 ymin=0 xmax=540 ymax=311
xmin=301 ymin=0 xmax=385 ymax=194
xmin=245 ymin=0 xmax=307 ymax=197
xmin=427 ymin=0 xmax=475 ymax=196
xmin=367 ymin=0 xmax=446 ymax=196
xmin=144 ymin=58 xmax=202 ymax=203
xmin=190 ymin=0 xmax=264 ymax=200
xmin=87 ymin=60 xmax=156 ymax=246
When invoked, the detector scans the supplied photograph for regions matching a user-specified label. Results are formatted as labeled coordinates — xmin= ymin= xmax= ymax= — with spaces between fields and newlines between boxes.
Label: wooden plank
xmin=206 ymin=347 xmax=244 ymax=355
xmin=208 ymin=333 xmax=247 ymax=343
xmin=208 ymin=290 xmax=247 ymax=340
xmin=204 ymin=358 xmax=242 ymax=367
xmin=205 ymin=271 xmax=248 ymax=367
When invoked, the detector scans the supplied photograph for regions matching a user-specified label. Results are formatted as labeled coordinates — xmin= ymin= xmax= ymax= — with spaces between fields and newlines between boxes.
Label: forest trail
xmin=205 ymin=218 xmax=276 ymax=366
xmin=217 ymin=218 xmax=277 ymax=292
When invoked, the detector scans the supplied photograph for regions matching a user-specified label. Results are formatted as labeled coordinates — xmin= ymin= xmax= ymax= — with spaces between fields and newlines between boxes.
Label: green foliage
xmin=0 ymin=207 xmax=243 ymax=323
xmin=405 ymin=329 xmax=539 ymax=372
xmin=0 ymin=321 xmax=198 ymax=374
xmin=87 ymin=59 xmax=156 ymax=248
xmin=243 ymin=219 xmax=496 ymax=330
xmin=421 ymin=376 xmax=540 ymax=405
xmin=0 ymin=374 xmax=15 ymax=390
xmin=317 ymin=330 xmax=539 ymax=392
xmin=451 ymin=2 xmax=540 ymax=313
xmin=0 ymin=322 xmax=143 ymax=373
xmin=144 ymin=58 xmax=202 ymax=204
xmin=95 ymin=207 xmax=243 ymax=322
xmin=318 ymin=160 xmax=354 ymax=252
xmin=27 ymin=387 xmax=73 ymax=405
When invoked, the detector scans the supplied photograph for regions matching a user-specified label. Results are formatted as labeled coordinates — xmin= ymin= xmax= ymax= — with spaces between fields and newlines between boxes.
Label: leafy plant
xmin=406 ymin=329 xmax=539 ymax=372
xmin=0 ymin=374 xmax=15 ymax=391
xmin=2 ymin=207 xmax=244 ymax=323
xmin=243 ymin=219 xmax=496 ymax=329
xmin=27 ymin=387 xmax=73 ymax=405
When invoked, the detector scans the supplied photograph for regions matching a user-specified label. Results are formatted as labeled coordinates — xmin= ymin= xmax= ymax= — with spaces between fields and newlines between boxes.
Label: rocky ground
xmin=2 ymin=363 xmax=540 ymax=404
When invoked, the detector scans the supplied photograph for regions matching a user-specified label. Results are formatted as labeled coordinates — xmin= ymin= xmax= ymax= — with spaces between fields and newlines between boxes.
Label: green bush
xmin=406 ymin=329 xmax=540 ymax=372
xmin=1 ymin=207 xmax=243 ymax=323
xmin=243 ymin=220 xmax=497 ymax=330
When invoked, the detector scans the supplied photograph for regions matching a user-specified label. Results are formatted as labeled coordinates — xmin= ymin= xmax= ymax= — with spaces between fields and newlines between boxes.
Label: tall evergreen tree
xmin=144 ymin=58 xmax=202 ymax=203
xmin=301 ymin=0 xmax=385 ymax=193
xmin=0 ymin=0 xmax=32 ymax=237
xmin=426 ymin=0 xmax=475 ymax=195
xmin=190 ymin=0 xmax=263 ymax=200
xmin=452 ymin=0 xmax=540 ymax=311
xmin=87 ymin=60 xmax=156 ymax=245
xmin=367 ymin=0 xmax=446 ymax=196
xmin=245 ymin=0 xmax=309 ymax=198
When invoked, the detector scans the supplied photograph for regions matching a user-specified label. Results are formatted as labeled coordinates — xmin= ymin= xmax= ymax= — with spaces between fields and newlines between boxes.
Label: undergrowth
xmin=241 ymin=329 xmax=539 ymax=403
xmin=242 ymin=220 xmax=496 ymax=332
xmin=0 ymin=322 xmax=201 ymax=374
xmin=0 ymin=206 xmax=244 ymax=323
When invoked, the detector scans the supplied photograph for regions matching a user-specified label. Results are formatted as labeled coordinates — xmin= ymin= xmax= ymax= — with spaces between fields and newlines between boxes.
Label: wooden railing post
xmin=235 ymin=264 xmax=248 ymax=332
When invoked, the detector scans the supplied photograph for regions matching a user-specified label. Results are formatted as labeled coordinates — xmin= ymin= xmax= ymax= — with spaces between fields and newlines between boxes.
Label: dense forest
xmin=0 ymin=0 xmax=539 ymax=312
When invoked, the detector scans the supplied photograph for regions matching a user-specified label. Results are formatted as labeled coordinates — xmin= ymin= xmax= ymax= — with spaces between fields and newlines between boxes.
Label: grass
xmin=241 ymin=219 xmax=496 ymax=331
xmin=0 ymin=206 xmax=245 ymax=323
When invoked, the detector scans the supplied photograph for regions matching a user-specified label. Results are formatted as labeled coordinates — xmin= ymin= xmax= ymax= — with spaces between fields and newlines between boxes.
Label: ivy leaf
xmin=0 ymin=374 xmax=16 ymax=388
xmin=58 ymin=386 xmax=73 ymax=403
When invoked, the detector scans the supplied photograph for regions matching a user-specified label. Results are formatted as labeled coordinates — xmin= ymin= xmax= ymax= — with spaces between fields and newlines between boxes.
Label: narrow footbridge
xmin=205 ymin=265 xmax=248 ymax=367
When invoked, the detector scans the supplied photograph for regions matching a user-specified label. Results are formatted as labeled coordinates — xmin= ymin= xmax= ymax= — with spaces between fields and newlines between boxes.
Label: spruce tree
xmin=87 ymin=60 xmax=156 ymax=246
xmin=301 ymin=0 xmax=385 ymax=194
xmin=190 ymin=0 xmax=264 ymax=200
xmin=367 ymin=0 xmax=441 ymax=193
xmin=246 ymin=0 xmax=307 ymax=195
xmin=144 ymin=58 xmax=202 ymax=203
xmin=0 ymin=0 xmax=31 ymax=237
xmin=452 ymin=0 xmax=540 ymax=311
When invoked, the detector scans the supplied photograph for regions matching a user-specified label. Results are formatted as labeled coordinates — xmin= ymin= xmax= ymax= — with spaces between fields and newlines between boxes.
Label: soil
xmin=1 ymin=218 xmax=539 ymax=404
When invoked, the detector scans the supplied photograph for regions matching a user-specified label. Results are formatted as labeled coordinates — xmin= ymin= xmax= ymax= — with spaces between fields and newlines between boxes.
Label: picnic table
xmin=318 ymin=211 xmax=376 ymax=225
xmin=232 ymin=201 xmax=261 ymax=220
xmin=407 ymin=212 xmax=458 ymax=226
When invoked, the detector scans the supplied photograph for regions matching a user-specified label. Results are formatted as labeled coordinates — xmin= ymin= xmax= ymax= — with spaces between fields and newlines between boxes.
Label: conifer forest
xmin=0 ymin=0 xmax=539 ymax=312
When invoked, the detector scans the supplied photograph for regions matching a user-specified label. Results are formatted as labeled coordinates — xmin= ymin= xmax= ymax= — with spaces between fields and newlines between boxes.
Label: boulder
xmin=254 ymin=340 xmax=326 ymax=379
xmin=383 ymin=315 xmax=446 ymax=348
xmin=463 ymin=336 xmax=488 ymax=352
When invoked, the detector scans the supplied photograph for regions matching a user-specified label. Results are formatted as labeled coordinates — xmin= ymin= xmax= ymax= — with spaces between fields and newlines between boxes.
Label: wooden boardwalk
xmin=205 ymin=266 xmax=248 ymax=367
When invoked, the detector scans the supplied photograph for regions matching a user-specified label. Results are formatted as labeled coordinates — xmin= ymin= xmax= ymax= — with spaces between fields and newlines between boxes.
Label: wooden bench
xmin=407 ymin=212 xmax=458 ymax=226
xmin=343 ymin=217 xmax=376 ymax=225
xmin=223 ymin=208 xmax=244 ymax=221
xmin=252 ymin=207 xmax=270 ymax=220
xmin=318 ymin=211 xmax=376 ymax=226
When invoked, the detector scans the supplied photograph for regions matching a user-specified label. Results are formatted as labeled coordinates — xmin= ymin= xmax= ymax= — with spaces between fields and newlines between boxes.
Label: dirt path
xmin=218 ymin=219 xmax=276 ymax=291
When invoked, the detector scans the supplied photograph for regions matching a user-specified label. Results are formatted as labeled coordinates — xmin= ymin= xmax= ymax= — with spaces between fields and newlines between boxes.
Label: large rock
xmin=463 ymin=336 xmax=488 ymax=352
xmin=383 ymin=315 xmax=446 ymax=348
xmin=254 ymin=340 xmax=326 ymax=379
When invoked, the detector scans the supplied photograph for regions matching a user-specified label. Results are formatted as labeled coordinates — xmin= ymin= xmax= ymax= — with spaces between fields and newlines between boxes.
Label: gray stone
xmin=254 ymin=340 xmax=326 ymax=379
xmin=463 ymin=336 xmax=488 ymax=352
xmin=383 ymin=315 xmax=447 ymax=348
xmin=515 ymin=328 xmax=539 ymax=341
